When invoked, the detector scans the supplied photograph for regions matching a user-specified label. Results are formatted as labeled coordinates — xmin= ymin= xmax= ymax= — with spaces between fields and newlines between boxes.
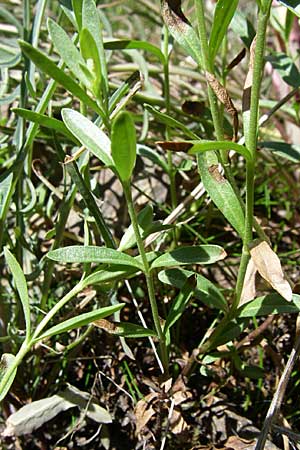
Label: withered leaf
xmin=156 ymin=141 xmax=193 ymax=152
xmin=182 ymin=100 xmax=205 ymax=116
xmin=134 ymin=393 xmax=158 ymax=434
xmin=239 ymin=257 xmax=257 ymax=306
xmin=227 ymin=48 xmax=246 ymax=71
xmin=205 ymin=72 xmax=239 ymax=141
xmin=242 ymin=37 xmax=256 ymax=114
xmin=250 ymin=240 xmax=293 ymax=302
xmin=161 ymin=0 xmax=202 ymax=65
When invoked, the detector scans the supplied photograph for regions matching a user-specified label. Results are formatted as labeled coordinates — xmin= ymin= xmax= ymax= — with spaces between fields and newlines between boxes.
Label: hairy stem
xmin=123 ymin=182 xmax=169 ymax=374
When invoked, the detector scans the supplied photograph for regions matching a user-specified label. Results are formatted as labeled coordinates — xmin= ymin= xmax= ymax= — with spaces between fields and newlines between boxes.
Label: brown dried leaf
xmin=242 ymin=37 xmax=256 ymax=114
xmin=170 ymin=409 xmax=188 ymax=434
xmin=224 ymin=435 xmax=255 ymax=449
xmin=182 ymin=100 xmax=205 ymax=115
xmin=239 ymin=257 xmax=257 ymax=306
xmin=205 ymin=72 xmax=239 ymax=141
xmin=227 ymin=48 xmax=246 ymax=71
xmin=134 ymin=393 xmax=158 ymax=434
xmin=250 ymin=240 xmax=293 ymax=302
xmin=156 ymin=141 xmax=193 ymax=152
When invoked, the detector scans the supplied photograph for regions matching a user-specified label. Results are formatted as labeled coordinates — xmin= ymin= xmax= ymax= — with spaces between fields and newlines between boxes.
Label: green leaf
xmin=47 ymin=246 xmax=144 ymax=270
xmin=118 ymin=204 xmax=153 ymax=251
xmin=4 ymin=248 xmax=31 ymax=340
xmin=93 ymin=320 xmax=157 ymax=338
xmin=35 ymin=304 xmax=124 ymax=342
xmin=212 ymin=318 xmax=250 ymax=348
xmin=158 ymin=268 xmax=228 ymax=311
xmin=188 ymin=140 xmax=252 ymax=162
xmin=12 ymin=108 xmax=78 ymax=142
xmin=82 ymin=0 xmax=108 ymax=101
xmin=197 ymin=152 xmax=245 ymax=237
xmin=61 ymin=109 xmax=114 ymax=167
xmin=72 ymin=0 xmax=83 ymax=29
xmin=0 ymin=43 xmax=21 ymax=69
xmin=65 ymin=162 xmax=115 ymax=248
xmin=48 ymin=18 xmax=92 ymax=89
xmin=137 ymin=145 xmax=169 ymax=174
xmin=278 ymin=0 xmax=300 ymax=17
xmin=237 ymin=293 xmax=300 ymax=318
xmin=82 ymin=265 xmax=139 ymax=288
xmin=164 ymin=277 xmax=196 ymax=333
xmin=0 ymin=353 xmax=17 ymax=402
xmin=230 ymin=10 xmax=256 ymax=48
xmin=145 ymin=104 xmax=198 ymax=140
xmin=266 ymin=52 xmax=300 ymax=88
xmin=111 ymin=112 xmax=136 ymax=182
xmin=18 ymin=40 xmax=104 ymax=117
xmin=261 ymin=141 xmax=300 ymax=162
xmin=209 ymin=0 xmax=239 ymax=63
xmin=0 ymin=172 xmax=13 ymax=220
xmin=151 ymin=245 xmax=226 ymax=270
xmin=104 ymin=39 xmax=165 ymax=64
xmin=161 ymin=0 xmax=202 ymax=66
xmin=80 ymin=28 xmax=102 ymax=91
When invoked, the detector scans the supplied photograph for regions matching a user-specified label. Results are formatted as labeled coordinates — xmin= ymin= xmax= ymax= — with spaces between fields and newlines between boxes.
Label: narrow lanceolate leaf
xmin=4 ymin=248 xmax=31 ymax=340
xmin=48 ymin=19 xmax=92 ymax=89
xmin=197 ymin=152 xmax=245 ymax=237
xmin=35 ymin=304 xmax=125 ymax=341
xmin=161 ymin=139 xmax=252 ymax=161
xmin=62 ymin=109 xmax=114 ymax=168
xmin=93 ymin=319 xmax=157 ymax=338
xmin=4 ymin=384 xmax=111 ymax=436
xmin=12 ymin=108 xmax=78 ymax=142
xmin=0 ymin=172 xmax=13 ymax=220
xmin=111 ymin=112 xmax=136 ymax=182
xmin=82 ymin=0 xmax=108 ymax=99
xmin=209 ymin=0 xmax=239 ymax=64
xmin=47 ymin=246 xmax=144 ymax=270
xmin=237 ymin=294 xmax=300 ymax=318
xmin=249 ymin=240 xmax=293 ymax=301
xmin=103 ymin=40 xmax=165 ymax=64
xmin=158 ymin=268 xmax=228 ymax=311
xmin=190 ymin=141 xmax=251 ymax=160
xmin=164 ymin=276 xmax=196 ymax=333
xmin=151 ymin=245 xmax=226 ymax=270
xmin=0 ymin=353 xmax=17 ymax=402
xmin=161 ymin=0 xmax=202 ymax=66
xmin=278 ymin=1 xmax=300 ymax=18
xmin=18 ymin=41 xmax=104 ymax=117
xmin=261 ymin=141 xmax=300 ymax=163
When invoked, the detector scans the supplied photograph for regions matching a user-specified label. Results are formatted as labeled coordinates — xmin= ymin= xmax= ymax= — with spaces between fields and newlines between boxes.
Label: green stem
xmin=234 ymin=3 xmax=271 ymax=307
xmin=123 ymin=182 xmax=169 ymax=374
xmin=163 ymin=26 xmax=177 ymax=212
